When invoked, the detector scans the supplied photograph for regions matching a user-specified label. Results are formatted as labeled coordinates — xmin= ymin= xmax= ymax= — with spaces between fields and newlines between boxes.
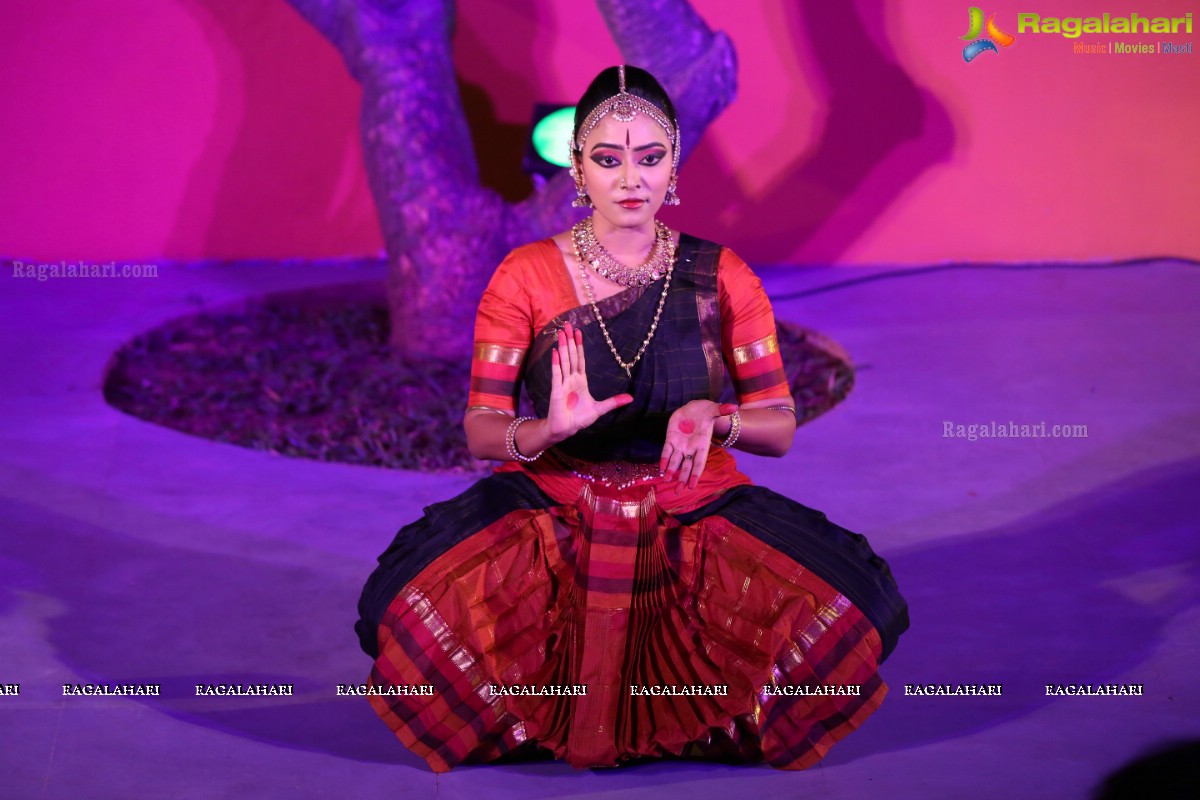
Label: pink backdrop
xmin=1 ymin=0 xmax=1197 ymax=265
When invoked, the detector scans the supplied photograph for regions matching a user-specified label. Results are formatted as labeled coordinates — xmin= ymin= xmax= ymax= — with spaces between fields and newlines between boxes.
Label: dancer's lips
xmin=617 ymin=199 xmax=646 ymax=209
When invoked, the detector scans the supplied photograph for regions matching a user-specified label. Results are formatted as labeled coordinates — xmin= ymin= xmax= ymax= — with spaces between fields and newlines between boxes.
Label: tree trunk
xmin=286 ymin=0 xmax=736 ymax=359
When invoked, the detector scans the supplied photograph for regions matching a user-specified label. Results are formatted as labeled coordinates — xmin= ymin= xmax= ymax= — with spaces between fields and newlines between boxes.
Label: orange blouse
xmin=467 ymin=237 xmax=791 ymax=413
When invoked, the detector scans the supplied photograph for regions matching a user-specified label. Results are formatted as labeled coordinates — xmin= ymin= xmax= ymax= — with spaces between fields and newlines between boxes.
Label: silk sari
xmin=356 ymin=234 xmax=908 ymax=770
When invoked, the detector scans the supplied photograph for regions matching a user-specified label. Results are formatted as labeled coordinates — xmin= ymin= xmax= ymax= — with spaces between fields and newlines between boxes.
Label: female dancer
xmin=356 ymin=65 xmax=908 ymax=771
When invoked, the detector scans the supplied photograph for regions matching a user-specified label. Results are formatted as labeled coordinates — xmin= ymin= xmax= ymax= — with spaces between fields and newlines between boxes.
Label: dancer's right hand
xmin=546 ymin=322 xmax=633 ymax=441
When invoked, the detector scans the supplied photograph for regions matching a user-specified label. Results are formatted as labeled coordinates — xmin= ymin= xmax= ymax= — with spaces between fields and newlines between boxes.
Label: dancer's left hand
xmin=660 ymin=400 xmax=737 ymax=490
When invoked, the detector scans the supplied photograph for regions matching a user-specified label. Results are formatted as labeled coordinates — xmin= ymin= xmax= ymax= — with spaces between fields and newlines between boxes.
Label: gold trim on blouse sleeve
xmin=732 ymin=332 xmax=779 ymax=365
xmin=473 ymin=343 xmax=526 ymax=366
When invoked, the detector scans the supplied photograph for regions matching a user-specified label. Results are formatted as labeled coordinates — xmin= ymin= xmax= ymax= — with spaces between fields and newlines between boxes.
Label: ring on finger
xmin=682 ymin=453 xmax=694 ymax=460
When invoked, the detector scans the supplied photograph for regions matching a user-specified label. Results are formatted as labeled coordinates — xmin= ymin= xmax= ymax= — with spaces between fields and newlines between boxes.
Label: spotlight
xmin=523 ymin=103 xmax=575 ymax=180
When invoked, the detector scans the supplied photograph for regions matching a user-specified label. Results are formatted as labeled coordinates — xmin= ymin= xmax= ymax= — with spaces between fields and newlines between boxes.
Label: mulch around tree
xmin=103 ymin=280 xmax=854 ymax=472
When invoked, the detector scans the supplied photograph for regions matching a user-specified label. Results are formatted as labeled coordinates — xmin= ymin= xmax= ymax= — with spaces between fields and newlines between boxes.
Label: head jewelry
xmin=572 ymin=65 xmax=680 ymax=173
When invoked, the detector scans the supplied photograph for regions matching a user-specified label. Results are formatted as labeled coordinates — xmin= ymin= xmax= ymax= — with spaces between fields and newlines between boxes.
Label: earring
xmin=568 ymin=150 xmax=593 ymax=208
xmin=663 ymin=173 xmax=681 ymax=206
xmin=569 ymin=164 xmax=592 ymax=208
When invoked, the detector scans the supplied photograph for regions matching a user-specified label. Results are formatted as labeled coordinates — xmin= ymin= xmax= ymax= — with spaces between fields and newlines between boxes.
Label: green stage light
xmin=531 ymin=106 xmax=576 ymax=169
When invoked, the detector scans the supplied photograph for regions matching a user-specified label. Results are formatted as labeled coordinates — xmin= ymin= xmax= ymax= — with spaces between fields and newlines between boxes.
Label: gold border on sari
xmin=693 ymin=246 xmax=725 ymax=401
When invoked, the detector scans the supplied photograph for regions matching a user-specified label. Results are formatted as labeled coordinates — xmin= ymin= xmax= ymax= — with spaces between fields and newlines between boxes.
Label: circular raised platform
xmin=103 ymin=281 xmax=854 ymax=471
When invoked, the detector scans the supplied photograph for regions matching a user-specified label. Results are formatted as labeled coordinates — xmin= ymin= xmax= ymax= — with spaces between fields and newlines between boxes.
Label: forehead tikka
xmin=571 ymin=64 xmax=680 ymax=172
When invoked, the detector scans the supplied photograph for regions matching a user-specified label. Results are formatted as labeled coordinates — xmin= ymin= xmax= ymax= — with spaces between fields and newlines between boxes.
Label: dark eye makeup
xmin=589 ymin=150 xmax=667 ymax=168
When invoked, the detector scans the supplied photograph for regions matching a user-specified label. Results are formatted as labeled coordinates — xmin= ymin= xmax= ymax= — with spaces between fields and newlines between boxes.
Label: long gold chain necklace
xmin=571 ymin=220 xmax=677 ymax=378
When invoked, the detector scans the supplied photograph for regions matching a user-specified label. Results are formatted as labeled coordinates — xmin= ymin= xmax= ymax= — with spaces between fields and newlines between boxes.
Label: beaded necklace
xmin=571 ymin=217 xmax=674 ymax=287
xmin=571 ymin=220 xmax=677 ymax=378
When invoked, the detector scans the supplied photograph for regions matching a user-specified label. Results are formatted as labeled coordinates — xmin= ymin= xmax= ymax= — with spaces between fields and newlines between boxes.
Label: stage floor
xmin=2 ymin=255 xmax=1197 ymax=799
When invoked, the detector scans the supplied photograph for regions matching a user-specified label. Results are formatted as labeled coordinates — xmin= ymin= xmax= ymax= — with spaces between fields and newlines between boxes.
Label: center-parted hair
xmin=572 ymin=65 xmax=678 ymax=151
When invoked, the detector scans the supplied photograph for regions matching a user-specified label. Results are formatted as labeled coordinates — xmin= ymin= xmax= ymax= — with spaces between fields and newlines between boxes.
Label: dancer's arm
xmin=466 ymin=322 xmax=632 ymax=461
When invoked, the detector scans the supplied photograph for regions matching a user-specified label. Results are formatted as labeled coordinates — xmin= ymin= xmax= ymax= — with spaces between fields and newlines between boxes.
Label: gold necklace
xmin=572 ymin=218 xmax=674 ymax=287
xmin=572 ymin=223 xmax=677 ymax=377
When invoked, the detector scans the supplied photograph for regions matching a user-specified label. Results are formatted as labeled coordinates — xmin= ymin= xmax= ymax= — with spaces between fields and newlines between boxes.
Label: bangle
xmin=714 ymin=407 xmax=741 ymax=449
xmin=505 ymin=416 xmax=544 ymax=462
xmin=466 ymin=405 xmax=513 ymax=415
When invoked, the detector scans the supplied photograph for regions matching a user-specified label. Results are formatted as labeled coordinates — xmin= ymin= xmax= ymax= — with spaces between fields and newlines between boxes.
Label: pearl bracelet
xmin=715 ymin=407 xmax=741 ymax=449
xmin=505 ymin=416 xmax=544 ymax=462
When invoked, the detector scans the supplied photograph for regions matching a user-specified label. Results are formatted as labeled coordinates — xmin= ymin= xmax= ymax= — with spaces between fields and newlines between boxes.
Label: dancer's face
xmin=577 ymin=113 xmax=673 ymax=231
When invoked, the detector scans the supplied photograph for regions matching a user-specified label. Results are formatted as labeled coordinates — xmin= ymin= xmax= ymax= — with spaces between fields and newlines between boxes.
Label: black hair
xmin=572 ymin=65 xmax=678 ymax=151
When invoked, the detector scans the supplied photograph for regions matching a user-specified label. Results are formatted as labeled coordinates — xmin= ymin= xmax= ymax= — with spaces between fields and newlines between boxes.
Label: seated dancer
xmin=356 ymin=65 xmax=909 ymax=771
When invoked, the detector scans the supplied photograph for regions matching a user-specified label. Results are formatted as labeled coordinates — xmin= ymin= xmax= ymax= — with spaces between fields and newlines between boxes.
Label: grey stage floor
xmin=1 ymin=255 xmax=1197 ymax=799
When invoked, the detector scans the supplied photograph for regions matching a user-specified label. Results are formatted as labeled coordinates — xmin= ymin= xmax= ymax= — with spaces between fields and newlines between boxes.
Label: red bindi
xmin=566 ymin=392 xmax=580 ymax=409
xmin=678 ymin=419 xmax=695 ymax=434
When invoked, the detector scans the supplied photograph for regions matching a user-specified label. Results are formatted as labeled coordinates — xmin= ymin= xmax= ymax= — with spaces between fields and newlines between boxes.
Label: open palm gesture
xmin=547 ymin=322 xmax=633 ymax=441
xmin=660 ymin=400 xmax=738 ymax=490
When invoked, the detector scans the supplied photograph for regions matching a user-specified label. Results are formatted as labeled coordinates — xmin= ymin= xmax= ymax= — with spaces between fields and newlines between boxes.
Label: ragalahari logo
xmin=961 ymin=7 xmax=1016 ymax=61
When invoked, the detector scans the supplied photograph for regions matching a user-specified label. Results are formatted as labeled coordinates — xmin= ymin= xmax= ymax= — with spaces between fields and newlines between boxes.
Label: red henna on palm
xmin=567 ymin=392 xmax=579 ymax=409
xmin=678 ymin=419 xmax=695 ymax=434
